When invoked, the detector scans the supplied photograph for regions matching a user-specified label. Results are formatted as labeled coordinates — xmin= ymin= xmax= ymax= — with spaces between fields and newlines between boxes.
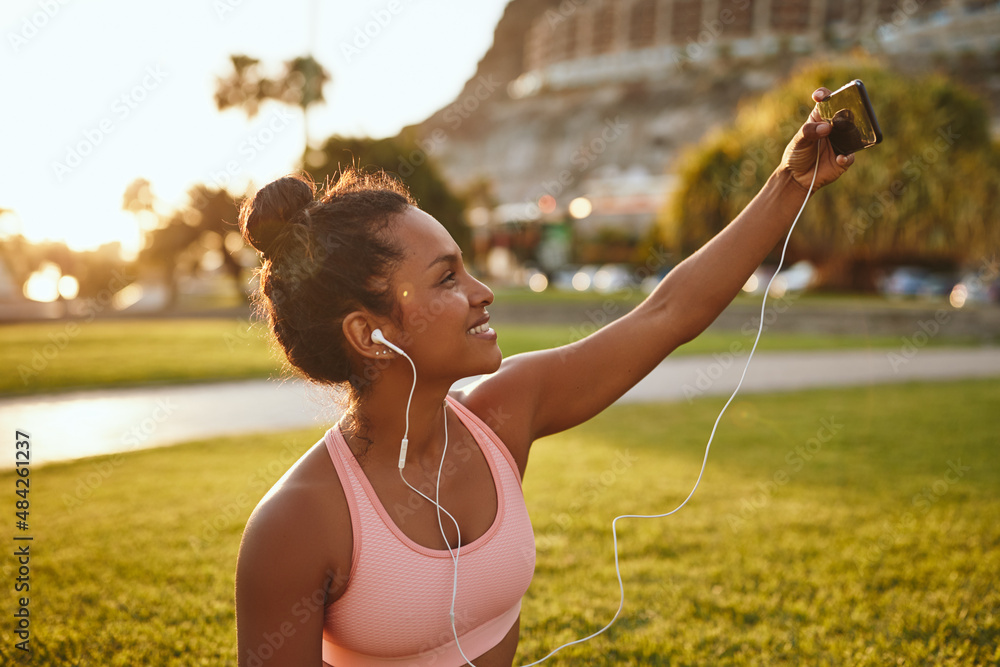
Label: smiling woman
xmin=234 ymin=168 xmax=533 ymax=666
xmin=234 ymin=93 xmax=853 ymax=666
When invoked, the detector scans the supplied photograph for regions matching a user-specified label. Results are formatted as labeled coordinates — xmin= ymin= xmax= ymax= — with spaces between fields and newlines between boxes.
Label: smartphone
xmin=816 ymin=79 xmax=883 ymax=155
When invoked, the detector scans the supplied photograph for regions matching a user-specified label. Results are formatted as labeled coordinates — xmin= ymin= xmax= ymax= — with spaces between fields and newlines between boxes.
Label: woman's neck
xmin=345 ymin=372 xmax=453 ymax=471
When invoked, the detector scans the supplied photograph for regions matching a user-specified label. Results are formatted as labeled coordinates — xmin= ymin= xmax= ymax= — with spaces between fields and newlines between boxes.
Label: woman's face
xmin=385 ymin=206 xmax=501 ymax=382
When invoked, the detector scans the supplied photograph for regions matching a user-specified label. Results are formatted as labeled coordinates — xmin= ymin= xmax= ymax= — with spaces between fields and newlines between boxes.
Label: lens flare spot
xmin=23 ymin=262 xmax=62 ymax=302
xmin=949 ymin=284 xmax=968 ymax=309
xmin=569 ymin=197 xmax=592 ymax=219
xmin=768 ymin=276 xmax=788 ymax=298
xmin=57 ymin=275 xmax=80 ymax=300
xmin=528 ymin=273 xmax=548 ymax=292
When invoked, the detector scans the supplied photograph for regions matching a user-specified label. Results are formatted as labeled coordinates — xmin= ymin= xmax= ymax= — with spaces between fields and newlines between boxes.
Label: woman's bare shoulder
xmin=238 ymin=437 xmax=354 ymax=598
xmin=450 ymin=375 xmax=533 ymax=478
xmin=235 ymin=437 xmax=353 ymax=663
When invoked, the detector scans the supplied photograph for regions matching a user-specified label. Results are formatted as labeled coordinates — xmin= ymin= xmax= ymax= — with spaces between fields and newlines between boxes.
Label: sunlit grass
xmin=495 ymin=324 xmax=978 ymax=360
xmin=519 ymin=379 xmax=1000 ymax=665
xmin=0 ymin=318 xmax=282 ymax=396
xmin=0 ymin=380 xmax=996 ymax=665
xmin=2 ymin=316 xmax=990 ymax=397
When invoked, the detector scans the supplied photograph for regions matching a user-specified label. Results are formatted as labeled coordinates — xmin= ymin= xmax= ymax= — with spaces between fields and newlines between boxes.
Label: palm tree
xmin=214 ymin=53 xmax=331 ymax=156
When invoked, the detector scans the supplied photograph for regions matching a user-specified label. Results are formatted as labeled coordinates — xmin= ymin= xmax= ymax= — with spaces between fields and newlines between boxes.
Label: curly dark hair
xmin=239 ymin=168 xmax=416 ymax=411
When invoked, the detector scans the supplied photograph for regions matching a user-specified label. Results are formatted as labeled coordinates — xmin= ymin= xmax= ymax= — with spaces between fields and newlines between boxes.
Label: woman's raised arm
xmin=464 ymin=88 xmax=854 ymax=450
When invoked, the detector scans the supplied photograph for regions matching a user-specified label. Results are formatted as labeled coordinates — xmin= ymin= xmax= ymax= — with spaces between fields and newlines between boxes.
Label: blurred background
xmin=3 ymin=4 xmax=1000 ymax=664
xmin=2 ymin=0 xmax=998 ymax=322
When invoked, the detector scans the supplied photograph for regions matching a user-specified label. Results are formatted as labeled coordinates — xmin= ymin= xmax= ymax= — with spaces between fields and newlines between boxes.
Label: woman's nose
xmin=469 ymin=275 xmax=494 ymax=307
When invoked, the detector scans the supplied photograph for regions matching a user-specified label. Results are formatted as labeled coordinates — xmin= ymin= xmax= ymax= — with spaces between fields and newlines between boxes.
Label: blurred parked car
xmin=551 ymin=265 xmax=582 ymax=291
xmin=568 ymin=265 xmax=599 ymax=292
xmin=771 ymin=260 xmax=817 ymax=296
xmin=591 ymin=264 xmax=635 ymax=293
xmin=878 ymin=267 xmax=954 ymax=299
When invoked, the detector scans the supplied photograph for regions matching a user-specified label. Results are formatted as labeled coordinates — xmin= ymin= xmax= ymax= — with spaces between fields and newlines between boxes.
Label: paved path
xmin=619 ymin=347 xmax=1000 ymax=402
xmin=2 ymin=348 xmax=998 ymax=468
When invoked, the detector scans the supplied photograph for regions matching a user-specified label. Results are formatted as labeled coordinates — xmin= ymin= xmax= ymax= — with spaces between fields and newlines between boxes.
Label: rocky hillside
xmin=410 ymin=0 xmax=1000 ymax=240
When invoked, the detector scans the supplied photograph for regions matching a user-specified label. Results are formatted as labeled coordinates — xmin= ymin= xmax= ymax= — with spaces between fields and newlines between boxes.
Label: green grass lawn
xmin=0 ymin=317 xmax=987 ymax=397
xmin=1 ymin=379 xmax=996 ymax=665
xmin=0 ymin=318 xmax=282 ymax=396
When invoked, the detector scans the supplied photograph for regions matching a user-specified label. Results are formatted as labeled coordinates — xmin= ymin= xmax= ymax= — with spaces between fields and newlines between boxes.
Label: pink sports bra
xmin=322 ymin=395 xmax=536 ymax=666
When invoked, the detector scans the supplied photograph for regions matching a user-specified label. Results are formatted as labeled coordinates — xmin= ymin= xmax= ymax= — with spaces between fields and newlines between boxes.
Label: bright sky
xmin=0 ymin=0 xmax=510 ymax=256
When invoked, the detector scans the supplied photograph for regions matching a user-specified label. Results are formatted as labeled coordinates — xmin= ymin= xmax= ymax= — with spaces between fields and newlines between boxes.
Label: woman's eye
xmin=441 ymin=272 xmax=456 ymax=284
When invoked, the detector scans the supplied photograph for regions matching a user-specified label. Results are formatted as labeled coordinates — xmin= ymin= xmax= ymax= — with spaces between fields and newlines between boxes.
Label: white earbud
xmin=371 ymin=328 xmax=415 ymax=470
xmin=371 ymin=328 xmax=404 ymax=355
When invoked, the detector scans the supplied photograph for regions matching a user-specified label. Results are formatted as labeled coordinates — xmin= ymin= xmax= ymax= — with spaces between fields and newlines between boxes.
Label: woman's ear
xmin=342 ymin=311 xmax=390 ymax=360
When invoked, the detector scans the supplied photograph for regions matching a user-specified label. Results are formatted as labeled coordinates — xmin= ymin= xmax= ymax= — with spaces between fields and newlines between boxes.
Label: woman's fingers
xmin=836 ymin=153 xmax=855 ymax=168
xmin=801 ymin=120 xmax=832 ymax=143
xmin=812 ymin=87 xmax=832 ymax=103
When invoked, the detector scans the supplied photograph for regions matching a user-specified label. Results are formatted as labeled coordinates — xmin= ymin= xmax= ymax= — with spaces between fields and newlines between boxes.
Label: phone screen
xmin=816 ymin=80 xmax=883 ymax=155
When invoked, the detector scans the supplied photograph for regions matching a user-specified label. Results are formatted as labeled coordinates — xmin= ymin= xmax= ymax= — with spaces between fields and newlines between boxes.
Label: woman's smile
xmin=466 ymin=314 xmax=495 ymax=339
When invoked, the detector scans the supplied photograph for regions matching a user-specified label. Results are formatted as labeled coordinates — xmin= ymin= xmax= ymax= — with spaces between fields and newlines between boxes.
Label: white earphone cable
xmin=389 ymin=343 xmax=480 ymax=666
xmin=395 ymin=349 xmax=418 ymax=470
xmin=518 ymin=151 xmax=822 ymax=666
xmin=396 ymin=402 xmax=481 ymax=666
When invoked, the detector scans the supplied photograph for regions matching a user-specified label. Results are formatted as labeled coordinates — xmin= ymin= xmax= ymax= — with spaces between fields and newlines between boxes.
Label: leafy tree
xmin=307 ymin=131 xmax=471 ymax=252
xmin=121 ymin=178 xmax=156 ymax=217
xmin=0 ymin=235 xmax=52 ymax=296
xmin=185 ymin=185 xmax=244 ymax=298
xmin=0 ymin=212 xmax=33 ymax=294
xmin=214 ymin=54 xmax=331 ymax=152
xmin=124 ymin=180 xmax=245 ymax=310
xmin=70 ymin=245 xmax=131 ymax=301
xmin=659 ymin=56 xmax=1000 ymax=290
xmin=213 ymin=53 xmax=470 ymax=255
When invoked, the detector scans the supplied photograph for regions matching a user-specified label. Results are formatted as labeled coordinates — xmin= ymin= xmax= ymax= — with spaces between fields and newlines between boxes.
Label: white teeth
xmin=467 ymin=323 xmax=490 ymax=335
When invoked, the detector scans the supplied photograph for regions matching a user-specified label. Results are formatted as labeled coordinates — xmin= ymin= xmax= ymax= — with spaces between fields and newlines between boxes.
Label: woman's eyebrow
xmin=426 ymin=251 xmax=461 ymax=270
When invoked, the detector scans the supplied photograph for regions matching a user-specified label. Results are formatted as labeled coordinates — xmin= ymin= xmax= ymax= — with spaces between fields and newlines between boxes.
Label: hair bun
xmin=239 ymin=175 xmax=315 ymax=259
